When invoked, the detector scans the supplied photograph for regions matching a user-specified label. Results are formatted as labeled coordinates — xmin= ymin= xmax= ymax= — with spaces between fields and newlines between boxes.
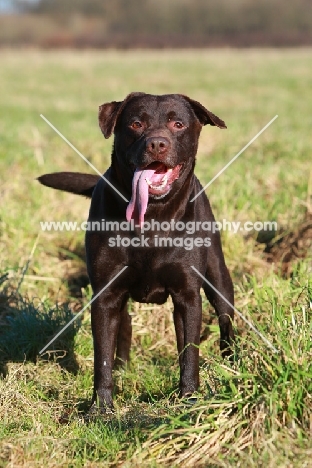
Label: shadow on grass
xmin=0 ymin=241 xmax=90 ymax=376
xmin=0 ymin=278 xmax=81 ymax=376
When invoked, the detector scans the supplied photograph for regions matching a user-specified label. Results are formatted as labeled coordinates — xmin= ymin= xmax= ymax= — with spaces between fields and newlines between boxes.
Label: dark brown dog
xmin=39 ymin=92 xmax=234 ymax=411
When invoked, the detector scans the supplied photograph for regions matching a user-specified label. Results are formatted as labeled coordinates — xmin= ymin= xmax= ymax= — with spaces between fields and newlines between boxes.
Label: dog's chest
xmin=126 ymin=249 xmax=170 ymax=304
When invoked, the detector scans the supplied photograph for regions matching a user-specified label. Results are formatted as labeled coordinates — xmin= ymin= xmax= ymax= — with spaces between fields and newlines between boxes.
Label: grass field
xmin=0 ymin=49 xmax=311 ymax=467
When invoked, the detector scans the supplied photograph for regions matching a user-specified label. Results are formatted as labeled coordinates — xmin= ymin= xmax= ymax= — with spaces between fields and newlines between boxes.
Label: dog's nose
xmin=146 ymin=137 xmax=170 ymax=156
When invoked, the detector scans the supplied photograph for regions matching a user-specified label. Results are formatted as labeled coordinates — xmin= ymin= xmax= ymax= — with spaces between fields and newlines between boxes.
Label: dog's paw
xmin=180 ymin=392 xmax=198 ymax=406
xmin=84 ymin=402 xmax=115 ymax=421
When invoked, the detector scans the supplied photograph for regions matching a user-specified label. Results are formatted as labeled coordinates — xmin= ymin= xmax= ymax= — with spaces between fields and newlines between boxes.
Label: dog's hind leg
xmin=115 ymin=300 xmax=132 ymax=368
xmin=203 ymin=257 xmax=234 ymax=358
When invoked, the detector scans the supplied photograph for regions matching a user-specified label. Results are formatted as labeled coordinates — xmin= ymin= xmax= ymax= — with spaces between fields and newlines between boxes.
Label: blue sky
xmin=0 ymin=0 xmax=39 ymax=13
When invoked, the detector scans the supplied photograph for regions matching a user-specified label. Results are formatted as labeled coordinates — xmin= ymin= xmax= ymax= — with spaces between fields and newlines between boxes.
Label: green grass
xmin=0 ymin=49 xmax=311 ymax=467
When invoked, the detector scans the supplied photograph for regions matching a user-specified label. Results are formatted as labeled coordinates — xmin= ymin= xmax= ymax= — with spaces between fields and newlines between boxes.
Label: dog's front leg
xmin=172 ymin=293 xmax=202 ymax=397
xmin=90 ymin=293 xmax=125 ymax=411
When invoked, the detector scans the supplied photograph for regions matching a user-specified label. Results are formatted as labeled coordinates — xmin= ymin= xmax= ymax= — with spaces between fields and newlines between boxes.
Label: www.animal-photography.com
xmin=0 ymin=1 xmax=311 ymax=467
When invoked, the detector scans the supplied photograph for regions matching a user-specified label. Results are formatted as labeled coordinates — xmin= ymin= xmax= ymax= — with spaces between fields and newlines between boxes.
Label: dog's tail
xmin=37 ymin=172 xmax=100 ymax=198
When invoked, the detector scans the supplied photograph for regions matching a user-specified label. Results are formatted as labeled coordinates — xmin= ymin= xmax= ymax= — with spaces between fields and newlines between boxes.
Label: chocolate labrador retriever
xmin=39 ymin=92 xmax=234 ymax=411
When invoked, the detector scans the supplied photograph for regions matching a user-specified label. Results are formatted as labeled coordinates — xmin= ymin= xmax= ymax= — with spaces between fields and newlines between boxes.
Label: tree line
xmin=2 ymin=0 xmax=312 ymax=47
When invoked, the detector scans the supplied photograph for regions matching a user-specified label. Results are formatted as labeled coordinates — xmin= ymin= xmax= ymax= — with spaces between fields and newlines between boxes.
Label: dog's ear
xmin=98 ymin=100 xmax=123 ymax=139
xmin=99 ymin=92 xmax=146 ymax=138
xmin=181 ymin=95 xmax=227 ymax=129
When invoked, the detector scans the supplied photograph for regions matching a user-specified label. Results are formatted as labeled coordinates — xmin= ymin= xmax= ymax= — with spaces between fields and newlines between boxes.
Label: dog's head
xmin=99 ymin=92 xmax=226 ymax=226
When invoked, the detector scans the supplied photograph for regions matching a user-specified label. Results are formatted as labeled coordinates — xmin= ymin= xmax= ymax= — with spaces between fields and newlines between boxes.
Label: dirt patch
xmin=263 ymin=212 xmax=312 ymax=277
xmin=56 ymin=243 xmax=89 ymax=299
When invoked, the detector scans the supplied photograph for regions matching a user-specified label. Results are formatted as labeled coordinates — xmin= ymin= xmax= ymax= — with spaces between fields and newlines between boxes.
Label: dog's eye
xmin=173 ymin=121 xmax=184 ymax=129
xmin=131 ymin=121 xmax=142 ymax=130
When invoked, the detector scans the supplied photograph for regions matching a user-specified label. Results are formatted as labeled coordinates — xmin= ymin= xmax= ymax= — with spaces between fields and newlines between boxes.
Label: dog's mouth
xmin=143 ymin=162 xmax=182 ymax=194
xmin=126 ymin=162 xmax=182 ymax=227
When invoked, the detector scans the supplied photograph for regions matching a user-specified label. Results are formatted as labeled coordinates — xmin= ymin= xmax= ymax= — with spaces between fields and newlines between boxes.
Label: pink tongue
xmin=126 ymin=167 xmax=164 ymax=227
